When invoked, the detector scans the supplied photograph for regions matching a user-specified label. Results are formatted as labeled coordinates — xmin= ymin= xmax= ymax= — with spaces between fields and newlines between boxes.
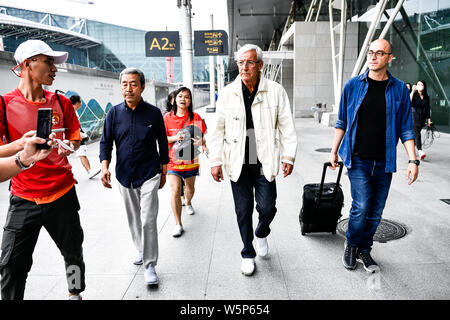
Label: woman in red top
xmin=164 ymin=87 xmax=207 ymax=237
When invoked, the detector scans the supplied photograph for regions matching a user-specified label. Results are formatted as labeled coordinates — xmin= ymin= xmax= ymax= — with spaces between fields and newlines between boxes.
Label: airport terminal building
xmin=0 ymin=5 xmax=214 ymax=83
xmin=0 ymin=0 xmax=449 ymax=133
xmin=0 ymin=3 xmax=211 ymax=140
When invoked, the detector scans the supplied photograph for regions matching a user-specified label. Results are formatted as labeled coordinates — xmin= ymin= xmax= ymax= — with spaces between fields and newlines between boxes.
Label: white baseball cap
xmin=14 ymin=40 xmax=68 ymax=65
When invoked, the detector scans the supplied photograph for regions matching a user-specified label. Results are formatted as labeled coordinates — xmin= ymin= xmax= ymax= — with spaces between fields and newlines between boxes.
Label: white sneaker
xmin=419 ymin=150 xmax=426 ymax=161
xmin=256 ymin=237 xmax=269 ymax=257
xmin=133 ymin=252 xmax=143 ymax=265
xmin=88 ymin=168 xmax=101 ymax=179
xmin=144 ymin=265 xmax=159 ymax=285
xmin=172 ymin=224 xmax=183 ymax=237
xmin=68 ymin=294 xmax=82 ymax=300
xmin=185 ymin=205 xmax=195 ymax=215
xmin=240 ymin=258 xmax=255 ymax=276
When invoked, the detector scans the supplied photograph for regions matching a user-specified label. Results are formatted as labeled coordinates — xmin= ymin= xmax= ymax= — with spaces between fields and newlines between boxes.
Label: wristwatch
xmin=15 ymin=152 xmax=35 ymax=171
xmin=408 ymin=160 xmax=420 ymax=166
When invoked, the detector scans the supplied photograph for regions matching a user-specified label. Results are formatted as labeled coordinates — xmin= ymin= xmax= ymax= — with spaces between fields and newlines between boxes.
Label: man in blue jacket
xmin=100 ymin=67 xmax=169 ymax=285
xmin=329 ymin=39 xmax=418 ymax=273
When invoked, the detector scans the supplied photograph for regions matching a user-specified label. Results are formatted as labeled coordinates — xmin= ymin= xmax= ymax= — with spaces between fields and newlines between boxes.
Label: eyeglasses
xmin=237 ymin=60 xmax=258 ymax=67
xmin=11 ymin=62 xmax=24 ymax=77
xmin=367 ymin=50 xmax=392 ymax=58
xmin=11 ymin=57 xmax=49 ymax=77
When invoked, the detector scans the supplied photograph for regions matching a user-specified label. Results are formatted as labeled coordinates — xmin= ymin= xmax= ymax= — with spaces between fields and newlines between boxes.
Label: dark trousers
xmin=414 ymin=126 xmax=423 ymax=150
xmin=0 ymin=187 xmax=86 ymax=300
xmin=230 ymin=164 xmax=277 ymax=258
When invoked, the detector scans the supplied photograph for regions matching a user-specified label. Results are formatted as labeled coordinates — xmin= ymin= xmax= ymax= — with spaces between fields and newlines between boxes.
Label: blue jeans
xmin=230 ymin=164 xmax=277 ymax=258
xmin=346 ymin=156 xmax=392 ymax=254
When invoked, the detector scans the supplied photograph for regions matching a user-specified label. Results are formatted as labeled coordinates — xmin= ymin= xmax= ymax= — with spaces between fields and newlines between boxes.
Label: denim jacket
xmin=335 ymin=70 xmax=415 ymax=173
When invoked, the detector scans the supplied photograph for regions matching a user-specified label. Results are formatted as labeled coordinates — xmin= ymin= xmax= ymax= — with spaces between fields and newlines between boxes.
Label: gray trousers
xmin=118 ymin=174 xmax=160 ymax=268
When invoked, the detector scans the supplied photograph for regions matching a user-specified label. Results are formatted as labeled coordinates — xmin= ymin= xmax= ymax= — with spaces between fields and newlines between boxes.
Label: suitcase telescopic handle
xmin=317 ymin=161 xmax=344 ymax=204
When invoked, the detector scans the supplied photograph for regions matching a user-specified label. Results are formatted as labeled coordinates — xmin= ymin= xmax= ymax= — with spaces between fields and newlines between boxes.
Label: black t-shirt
xmin=242 ymin=80 xmax=260 ymax=165
xmin=353 ymin=77 xmax=388 ymax=161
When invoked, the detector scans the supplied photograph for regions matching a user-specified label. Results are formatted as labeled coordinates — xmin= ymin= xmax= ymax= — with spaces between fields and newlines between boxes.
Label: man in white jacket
xmin=208 ymin=44 xmax=297 ymax=276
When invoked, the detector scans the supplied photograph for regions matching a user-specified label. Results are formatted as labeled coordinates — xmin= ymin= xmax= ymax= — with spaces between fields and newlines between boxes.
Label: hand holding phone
xmin=36 ymin=108 xmax=52 ymax=149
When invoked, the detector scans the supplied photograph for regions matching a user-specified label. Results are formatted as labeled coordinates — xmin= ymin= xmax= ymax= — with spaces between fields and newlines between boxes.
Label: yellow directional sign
xmin=145 ymin=31 xmax=180 ymax=57
xmin=194 ymin=30 xmax=228 ymax=56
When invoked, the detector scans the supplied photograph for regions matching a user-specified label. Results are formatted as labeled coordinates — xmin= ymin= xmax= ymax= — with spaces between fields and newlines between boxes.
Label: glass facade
xmin=1 ymin=6 xmax=216 ymax=84
xmin=354 ymin=0 xmax=450 ymax=132
xmin=3 ymin=36 xmax=89 ymax=67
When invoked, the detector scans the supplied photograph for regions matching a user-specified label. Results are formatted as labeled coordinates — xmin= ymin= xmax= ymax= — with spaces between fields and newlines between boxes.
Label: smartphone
xmin=36 ymin=108 xmax=53 ymax=149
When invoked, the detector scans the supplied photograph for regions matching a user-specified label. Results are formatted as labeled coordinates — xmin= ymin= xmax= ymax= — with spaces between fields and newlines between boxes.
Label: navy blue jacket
xmin=335 ymin=70 xmax=415 ymax=173
xmin=100 ymin=99 xmax=169 ymax=188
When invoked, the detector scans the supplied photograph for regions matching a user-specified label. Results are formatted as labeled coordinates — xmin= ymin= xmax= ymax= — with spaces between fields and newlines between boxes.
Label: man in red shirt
xmin=0 ymin=40 xmax=85 ymax=300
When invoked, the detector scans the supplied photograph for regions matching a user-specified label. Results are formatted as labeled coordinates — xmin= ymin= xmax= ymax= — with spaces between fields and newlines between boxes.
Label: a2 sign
xmin=145 ymin=30 xmax=228 ymax=57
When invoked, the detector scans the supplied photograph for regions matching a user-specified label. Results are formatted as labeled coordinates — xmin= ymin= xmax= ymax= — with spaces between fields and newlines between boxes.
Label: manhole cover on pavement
xmin=315 ymin=148 xmax=331 ymax=153
xmin=337 ymin=218 xmax=408 ymax=243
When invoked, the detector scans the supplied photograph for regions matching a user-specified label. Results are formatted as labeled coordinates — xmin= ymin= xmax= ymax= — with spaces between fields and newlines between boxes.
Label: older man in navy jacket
xmin=100 ymin=67 xmax=169 ymax=285
xmin=329 ymin=39 xmax=418 ymax=273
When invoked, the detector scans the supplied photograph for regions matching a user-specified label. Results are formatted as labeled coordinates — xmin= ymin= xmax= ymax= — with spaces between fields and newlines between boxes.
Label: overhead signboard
xmin=194 ymin=30 xmax=228 ymax=56
xmin=145 ymin=31 xmax=180 ymax=57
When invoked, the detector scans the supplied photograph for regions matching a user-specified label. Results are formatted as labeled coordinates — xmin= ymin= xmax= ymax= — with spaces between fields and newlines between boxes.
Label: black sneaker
xmin=342 ymin=242 xmax=357 ymax=270
xmin=356 ymin=251 xmax=380 ymax=273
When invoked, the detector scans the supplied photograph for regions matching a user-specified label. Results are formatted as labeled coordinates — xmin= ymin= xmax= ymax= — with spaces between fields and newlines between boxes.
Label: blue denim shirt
xmin=334 ymin=70 xmax=415 ymax=173
xmin=100 ymin=99 xmax=169 ymax=188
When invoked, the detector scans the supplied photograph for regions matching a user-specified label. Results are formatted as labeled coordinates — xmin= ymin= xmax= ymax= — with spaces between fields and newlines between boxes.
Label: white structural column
xmin=329 ymin=1 xmax=338 ymax=108
xmin=178 ymin=0 xmax=194 ymax=92
xmin=329 ymin=0 xmax=347 ymax=110
xmin=315 ymin=0 xmax=324 ymax=22
xmin=209 ymin=14 xmax=216 ymax=109
xmin=337 ymin=0 xmax=347 ymax=108
xmin=306 ymin=0 xmax=324 ymax=22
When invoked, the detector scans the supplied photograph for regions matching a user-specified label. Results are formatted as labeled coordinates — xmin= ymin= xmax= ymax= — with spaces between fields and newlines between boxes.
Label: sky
xmin=0 ymin=0 xmax=229 ymax=32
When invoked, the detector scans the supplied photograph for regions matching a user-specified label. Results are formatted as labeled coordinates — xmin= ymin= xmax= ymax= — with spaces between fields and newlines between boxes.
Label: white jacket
xmin=207 ymin=75 xmax=298 ymax=182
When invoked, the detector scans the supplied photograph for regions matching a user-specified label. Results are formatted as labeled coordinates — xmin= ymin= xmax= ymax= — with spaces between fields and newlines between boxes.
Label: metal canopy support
xmin=68 ymin=18 xmax=87 ymax=35
xmin=329 ymin=0 xmax=347 ymax=109
xmin=397 ymin=5 xmax=450 ymax=106
xmin=351 ymin=0 xmax=389 ymax=77
xmin=315 ymin=0 xmax=324 ymax=22
xmin=359 ymin=0 xmax=406 ymax=75
xmin=0 ymin=13 xmax=100 ymax=49
xmin=262 ymin=0 xmax=296 ymax=82
xmin=39 ymin=14 xmax=52 ymax=26
xmin=382 ymin=11 xmax=435 ymax=87
xmin=306 ymin=0 xmax=324 ymax=22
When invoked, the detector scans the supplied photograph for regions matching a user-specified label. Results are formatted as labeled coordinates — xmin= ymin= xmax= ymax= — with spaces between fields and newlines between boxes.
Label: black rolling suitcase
xmin=299 ymin=162 xmax=344 ymax=235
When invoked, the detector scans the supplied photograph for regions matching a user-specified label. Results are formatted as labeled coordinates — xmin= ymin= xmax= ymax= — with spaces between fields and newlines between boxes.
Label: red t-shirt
xmin=0 ymin=88 xmax=81 ymax=199
xmin=163 ymin=111 xmax=206 ymax=172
